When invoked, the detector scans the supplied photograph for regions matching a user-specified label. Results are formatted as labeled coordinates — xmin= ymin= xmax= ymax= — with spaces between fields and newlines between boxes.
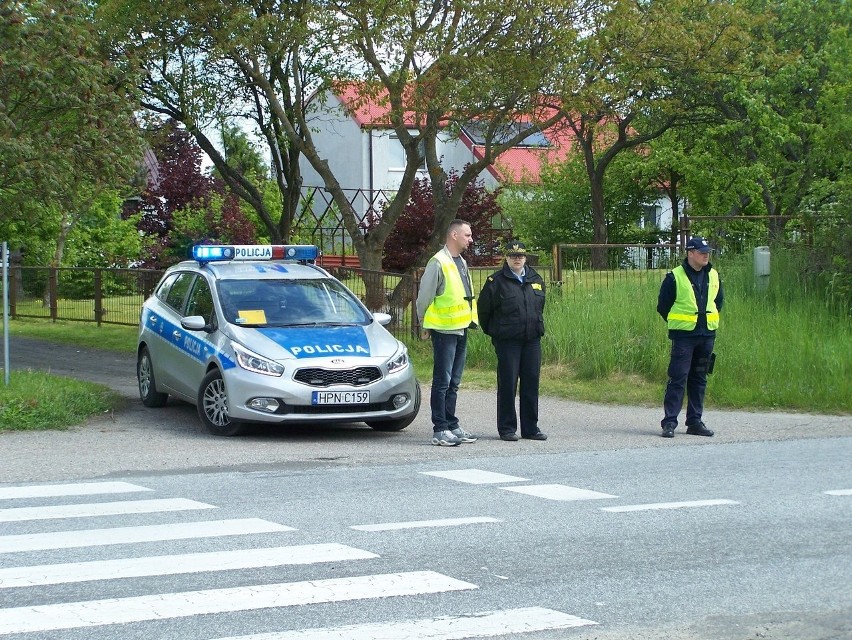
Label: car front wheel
xmin=137 ymin=347 xmax=168 ymax=408
xmin=197 ymin=369 xmax=246 ymax=436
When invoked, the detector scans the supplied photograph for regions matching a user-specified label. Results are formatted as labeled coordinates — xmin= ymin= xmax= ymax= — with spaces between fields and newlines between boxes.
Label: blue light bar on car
xmin=192 ymin=245 xmax=319 ymax=263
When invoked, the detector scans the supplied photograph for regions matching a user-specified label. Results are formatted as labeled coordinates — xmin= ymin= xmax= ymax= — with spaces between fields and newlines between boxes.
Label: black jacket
xmin=657 ymin=258 xmax=724 ymax=338
xmin=478 ymin=263 xmax=546 ymax=341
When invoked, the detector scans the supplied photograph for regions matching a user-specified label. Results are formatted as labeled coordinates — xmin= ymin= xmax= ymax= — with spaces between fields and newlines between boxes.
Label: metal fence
xmin=4 ymin=250 xmax=674 ymax=340
xmin=6 ymin=266 xmax=163 ymax=327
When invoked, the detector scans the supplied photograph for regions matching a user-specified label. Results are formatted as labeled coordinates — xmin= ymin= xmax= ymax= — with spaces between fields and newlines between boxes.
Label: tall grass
xmin=465 ymin=248 xmax=851 ymax=413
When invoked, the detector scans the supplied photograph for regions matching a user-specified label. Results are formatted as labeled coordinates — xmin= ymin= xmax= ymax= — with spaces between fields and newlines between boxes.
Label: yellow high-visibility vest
xmin=667 ymin=265 xmax=720 ymax=331
xmin=423 ymin=251 xmax=479 ymax=330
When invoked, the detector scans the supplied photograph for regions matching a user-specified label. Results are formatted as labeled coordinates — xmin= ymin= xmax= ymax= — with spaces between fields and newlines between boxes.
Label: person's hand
xmin=420 ymin=329 xmax=430 ymax=340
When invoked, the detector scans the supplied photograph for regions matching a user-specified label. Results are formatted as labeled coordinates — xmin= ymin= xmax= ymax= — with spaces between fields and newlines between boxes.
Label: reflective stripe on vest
xmin=667 ymin=266 xmax=720 ymax=331
xmin=422 ymin=252 xmax=479 ymax=330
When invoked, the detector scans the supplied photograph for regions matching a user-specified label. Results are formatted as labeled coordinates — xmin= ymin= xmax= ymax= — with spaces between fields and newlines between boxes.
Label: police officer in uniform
xmin=657 ymin=236 xmax=724 ymax=438
xmin=478 ymin=241 xmax=548 ymax=441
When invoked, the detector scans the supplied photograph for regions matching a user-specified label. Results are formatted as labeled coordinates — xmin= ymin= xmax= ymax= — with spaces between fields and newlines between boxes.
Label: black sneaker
xmin=686 ymin=422 xmax=714 ymax=437
xmin=499 ymin=432 xmax=520 ymax=441
xmin=661 ymin=424 xmax=675 ymax=438
xmin=522 ymin=432 xmax=548 ymax=441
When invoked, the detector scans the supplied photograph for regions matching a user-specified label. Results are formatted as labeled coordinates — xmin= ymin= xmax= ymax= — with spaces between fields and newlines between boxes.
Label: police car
xmin=136 ymin=244 xmax=420 ymax=436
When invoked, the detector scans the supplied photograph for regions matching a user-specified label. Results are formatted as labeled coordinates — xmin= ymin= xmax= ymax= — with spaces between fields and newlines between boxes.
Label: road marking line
xmin=351 ymin=517 xmax=501 ymax=531
xmin=0 ymin=544 xmax=378 ymax=589
xmin=501 ymin=484 xmax=617 ymax=501
xmin=0 ymin=571 xmax=478 ymax=635
xmin=210 ymin=606 xmax=598 ymax=639
xmin=0 ymin=498 xmax=216 ymax=522
xmin=601 ymin=499 xmax=740 ymax=512
xmin=0 ymin=482 xmax=153 ymax=501
xmin=824 ymin=489 xmax=852 ymax=496
xmin=0 ymin=518 xmax=294 ymax=554
xmin=420 ymin=469 xmax=529 ymax=484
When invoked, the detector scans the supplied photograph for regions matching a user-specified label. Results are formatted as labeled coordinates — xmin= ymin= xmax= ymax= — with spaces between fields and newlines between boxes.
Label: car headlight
xmin=232 ymin=342 xmax=285 ymax=377
xmin=386 ymin=345 xmax=409 ymax=374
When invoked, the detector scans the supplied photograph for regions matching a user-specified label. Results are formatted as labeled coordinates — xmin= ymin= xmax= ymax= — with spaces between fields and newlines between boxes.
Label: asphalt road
xmin=1 ymin=337 xmax=851 ymax=640
xmin=2 ymin=336 xmax=851 ymax=484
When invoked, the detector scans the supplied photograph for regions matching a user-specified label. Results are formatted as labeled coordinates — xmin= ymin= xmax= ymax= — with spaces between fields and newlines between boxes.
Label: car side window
xmin=155 ymin=274 xmax=177 ymax=303
xmin=186 ymin=278 xmax=215 ymax=325
xmin=164 ymin=272 xmax=195 ymax=313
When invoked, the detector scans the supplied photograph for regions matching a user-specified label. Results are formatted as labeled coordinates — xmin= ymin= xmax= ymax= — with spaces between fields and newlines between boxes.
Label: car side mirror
xmin=182 ymin=315 xmax=214 ymax=333
xmin=373 ymin=312 xmax=392 ymax=326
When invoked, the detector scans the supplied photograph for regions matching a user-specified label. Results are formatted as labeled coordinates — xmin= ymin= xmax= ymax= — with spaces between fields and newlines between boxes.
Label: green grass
xmin=0 ymin=370 xmax=124 ymax=431
xmin=2 ymin=248 xmax=849 ymax=432
xmin=5 ymin=318 xmax=138 ymax=352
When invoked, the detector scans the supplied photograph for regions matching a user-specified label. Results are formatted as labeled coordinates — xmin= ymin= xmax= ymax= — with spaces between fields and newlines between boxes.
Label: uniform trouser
xmin=493 ymin=338 xmax=541 ymax=437
xmin=429 ymin=330 xmax=467 ymax=432
xmin=662 ymin=335 xmax=715 ymax=427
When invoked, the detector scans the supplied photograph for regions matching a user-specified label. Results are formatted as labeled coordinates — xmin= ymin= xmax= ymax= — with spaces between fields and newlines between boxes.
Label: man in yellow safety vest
xmin=416 ymin=219 xmax=479 ymax=446
xmin=657 ymin=236 xmax=724 ymax=438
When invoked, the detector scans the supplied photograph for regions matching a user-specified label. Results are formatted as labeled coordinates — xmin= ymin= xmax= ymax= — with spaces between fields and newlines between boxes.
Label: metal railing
xmin=7 ymin=266 xmax=163 ymax=327
xmin=5 ymin=253 xmax=675 ymax=340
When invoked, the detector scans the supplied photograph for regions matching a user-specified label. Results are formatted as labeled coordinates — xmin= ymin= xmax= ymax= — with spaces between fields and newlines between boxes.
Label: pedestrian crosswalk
xmin=0 ymin=480 xmax=597 ymax=639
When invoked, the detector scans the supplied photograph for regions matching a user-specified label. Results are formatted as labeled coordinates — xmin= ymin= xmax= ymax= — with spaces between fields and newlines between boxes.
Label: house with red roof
xmin=300 ymin=82 xmax=674 ymax=231
xmin=300 ymin=83 xmax=570 ymax=211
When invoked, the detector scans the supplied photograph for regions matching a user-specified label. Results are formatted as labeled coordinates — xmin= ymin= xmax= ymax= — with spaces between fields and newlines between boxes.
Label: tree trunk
xmin=589 ymin=172 xmax=608 ymax=269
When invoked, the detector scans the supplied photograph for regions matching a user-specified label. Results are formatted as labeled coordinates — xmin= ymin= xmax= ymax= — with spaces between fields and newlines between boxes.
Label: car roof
xmin=170 ymin=260 xmax=331 ymax=281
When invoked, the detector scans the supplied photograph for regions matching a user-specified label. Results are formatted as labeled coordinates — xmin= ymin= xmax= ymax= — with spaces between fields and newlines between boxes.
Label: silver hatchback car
xmin=137 ymin=244 xmax=420 ymax=436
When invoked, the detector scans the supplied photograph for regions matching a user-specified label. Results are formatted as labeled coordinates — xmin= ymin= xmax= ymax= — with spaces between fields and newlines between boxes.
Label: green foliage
xmin=507 ymin=151 xmax=657 ymax=256
xmin=370 ymin=173 xmax=504 ymax=272
xmin=463 ymin=246 xmax=851 ymax=413
xmin=654 ymin=0 xmax=850 ymax=223
xmin=0 ymin=0 xmax=142 ymax=210
xmin=63 ymin=191 xmax=143 ymax=268
xmin=0 ymin=371 xmax=123 ymax=431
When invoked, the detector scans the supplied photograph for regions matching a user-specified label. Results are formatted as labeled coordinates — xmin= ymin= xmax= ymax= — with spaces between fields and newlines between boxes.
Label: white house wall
xmin=300 ymin=94 xmax=366 ymax=217
xmin=301 ymin=93 xmax=500 ymax=220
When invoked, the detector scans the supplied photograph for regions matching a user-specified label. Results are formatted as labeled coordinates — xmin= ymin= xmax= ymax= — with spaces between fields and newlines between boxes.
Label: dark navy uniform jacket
xmin=478 ymin=262 xmax=546 ymax=341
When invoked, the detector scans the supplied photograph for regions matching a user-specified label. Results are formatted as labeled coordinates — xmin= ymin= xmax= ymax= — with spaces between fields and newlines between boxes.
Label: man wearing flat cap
xmin=478 ymin=240 xmax=548 ymax=441
xmin=657 ymin=236 xmax=724 ymax=438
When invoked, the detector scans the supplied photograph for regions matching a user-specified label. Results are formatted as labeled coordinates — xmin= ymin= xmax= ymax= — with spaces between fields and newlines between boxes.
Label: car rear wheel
xmin=197 ymin=369 xmax=247 ymax=436
xmin=366 ymin=382 xmax=421 ymax=432
xmin=137 ymin=347 xmax=168 ymax=408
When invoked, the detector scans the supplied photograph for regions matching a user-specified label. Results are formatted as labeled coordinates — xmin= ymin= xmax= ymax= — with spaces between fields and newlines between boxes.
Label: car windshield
xmin=217 ymin=278 xmax=371 ymax=327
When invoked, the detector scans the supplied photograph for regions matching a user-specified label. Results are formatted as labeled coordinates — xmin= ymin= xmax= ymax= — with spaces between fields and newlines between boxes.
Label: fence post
xmin=551 ymin=244 xmax=563 ymax=283
xmin=48 ymin=266 xmax=58 ymax=321
xmin=411 ymin=267 xmax=422 ymax=340
xmin=94 ymin=269 xmax=104 ymax=326
xmin=679 ymin=215 xmax=690 ymax=250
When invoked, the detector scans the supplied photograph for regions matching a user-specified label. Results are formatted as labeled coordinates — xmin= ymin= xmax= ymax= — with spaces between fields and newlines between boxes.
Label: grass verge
xmin=0 ymin=370 xmax=124 ymax=431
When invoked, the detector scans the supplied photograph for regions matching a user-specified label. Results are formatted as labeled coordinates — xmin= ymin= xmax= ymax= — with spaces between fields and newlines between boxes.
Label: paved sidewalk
xmin=2 ymin=337 xmax=850 ymax=483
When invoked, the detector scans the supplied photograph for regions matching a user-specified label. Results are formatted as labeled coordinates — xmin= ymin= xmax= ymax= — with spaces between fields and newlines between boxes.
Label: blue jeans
xmin=662 ymin=335 xmax=715 ymax=427
xmin=430 ymin=330 xmax=468 ymax=432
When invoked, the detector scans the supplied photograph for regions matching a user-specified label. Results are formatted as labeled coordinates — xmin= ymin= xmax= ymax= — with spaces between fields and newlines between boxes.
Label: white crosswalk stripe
xmin=600 ymin=499 xmax=739 ymax=512
xmin=351 ymin=516 xmax=501 ymax=531
xmin=0 ymin=571 xmax=478 ymax=635
xmin=0 ymin=544 xmax=378 ymax=588
xmin=0 ymin=481 xmax=153 ymax=501
xmin=0 ymin=518 xmax=294 ymax=553
xmin=0 ymin=480 xmax=597 ymax=639
xmin=0 ymin=497 xmax=216 ymax=522
xmin=210 ymin=607 xmax=598 ymax=640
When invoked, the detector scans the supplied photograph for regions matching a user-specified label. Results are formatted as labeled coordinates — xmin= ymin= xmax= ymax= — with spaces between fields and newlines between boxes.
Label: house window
xmin=461 ymin=121 xmax=550 ymax=147
xmin=388 ymin=134 xmax=426 ymax=171
xmin=639 ymin=205 xmax=661 ymax=229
